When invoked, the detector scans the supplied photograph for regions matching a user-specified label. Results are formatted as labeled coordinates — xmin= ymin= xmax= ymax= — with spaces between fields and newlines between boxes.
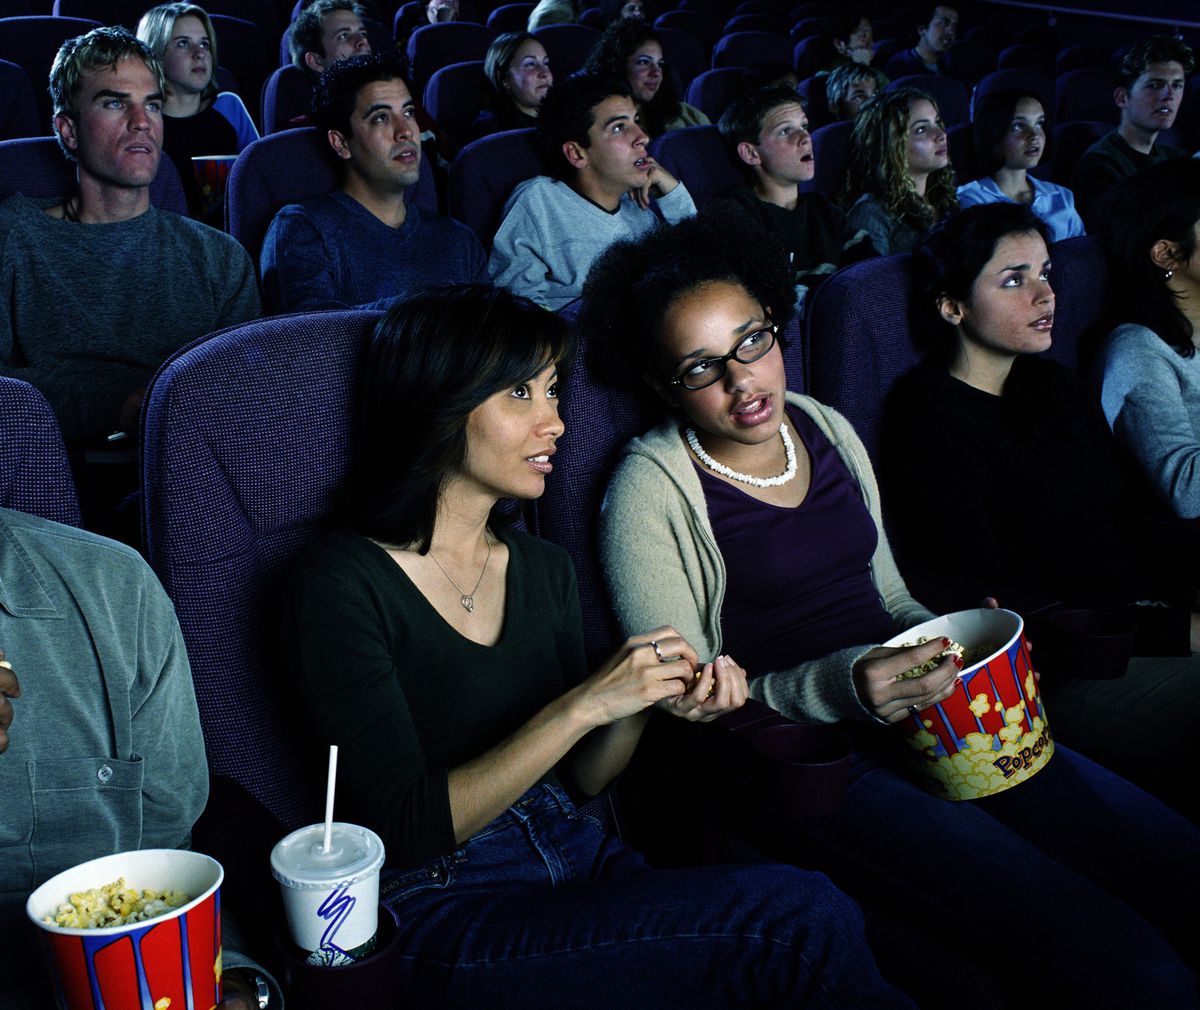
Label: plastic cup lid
xmin=270 ymin=822 xmax=385 ymax=889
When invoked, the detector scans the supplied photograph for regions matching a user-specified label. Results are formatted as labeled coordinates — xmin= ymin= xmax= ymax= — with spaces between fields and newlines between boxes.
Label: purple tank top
xmin=695 ymin=405 xmax=896 ymax=677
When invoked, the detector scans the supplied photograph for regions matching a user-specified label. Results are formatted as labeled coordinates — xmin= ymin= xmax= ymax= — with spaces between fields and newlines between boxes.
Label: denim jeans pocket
xmin=380 ymin=857 xmax=455 ymax=925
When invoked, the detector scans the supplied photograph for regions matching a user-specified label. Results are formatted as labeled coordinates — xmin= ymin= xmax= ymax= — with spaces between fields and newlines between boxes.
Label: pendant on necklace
xmin=461 ymin=595 xmax=475 ymax=613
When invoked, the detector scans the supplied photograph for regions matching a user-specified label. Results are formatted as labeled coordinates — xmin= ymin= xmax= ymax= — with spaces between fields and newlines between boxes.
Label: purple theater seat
xmin=972 ymin=68 xmax=1054 ymax=120
xmin=406 ymin=21 xmax=497 ymax=93
xmin=261 ymin=63 xmax=313 ymax=135
xmin=887 ymin=73 xmax=969 ymax=127
xmin=808 ymin=118 xmax=850 ymax=200
xmin=654 ymin=9 xmax=722 ymax=50
xmin=657 ymin=25 xmax=707 ymax=94
xmin=997 ymin=43 xmax=1054 ymax=77
xmin=0 ymin=57 xmax=39 ymax=140
xmin=947 ymin=120 xmax=974 ymax=180
xmin=723 ymin=13 xmax=785 ymax=35
xmin=534 ymin=304 xmax=807 ymax=665
xmin=532 ymin=22 xmax=600 ymax=78
xmin=797 ymin=73 xmax=830 ymax=129
xmin=423 ymin=59 xmax=487 ymax=153
xmin=447 ymin=126 xmax=542 ymax=248
xmin=0 ymin=377 xmax=81 ymax=527
xmin=685 ymin=66 xmax=743 ymax=123
xmin=1050 ymin=119 xmax=1110 ymax=186
xmin=711 ymin=30 xmax=792 ymax=70
xmin=806 ymin=235 xmax=1100 ymax=463
xmin=0 ymin=135 xmax=188 ymax=215
xmin=204 ymin=0 xmax=281 ymax=55
xmin=1055 ymin=41 xmax=1113 ymax=76
xmin=0 ymin=17 xmax=100 ymax=129
xmin=141 ymin=308 xmax=383 ymax=830
xmin=945 ymin=37 xmax=996 ymax=86
xmin=648 ymin=124 xmax=743 ymax=210
xmin=487 ymin=3 xmax=534 ymax=31
xmin=1055 ymin=68 xmax=1119 ymax=126
xmin=210 ymin=14 xmax=268 ymax=126
xmin=578 ymin=6 xmax=604 ymax=29
xmin=790 ymin=17 xmax=828 ymax=41
xmin=52 ymin=0 xmax=142 ymax=28
xmin=792 ymin=35 xmax=833 ymax=80
xmin=226 ymin=126 xmax=438 ymax=266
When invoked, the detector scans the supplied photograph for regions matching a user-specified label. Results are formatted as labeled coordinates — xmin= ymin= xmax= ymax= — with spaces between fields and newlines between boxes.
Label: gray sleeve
xmin=844 ymin=197 xmax=891 ymax=256
xmin=654 ymin=181 xmax=697 ymax=224
xmin=488 ymin=199 xmax=552 ymax=306
xmin=1102 ymin=330 xmax=1200 ymax=519
xmin=214 ymin=239 xmax=262 ymax=327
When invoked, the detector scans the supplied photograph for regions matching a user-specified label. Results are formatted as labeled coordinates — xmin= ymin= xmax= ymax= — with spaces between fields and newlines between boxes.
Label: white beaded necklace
xmin=686 ymin=423 xmax=797 ymax=488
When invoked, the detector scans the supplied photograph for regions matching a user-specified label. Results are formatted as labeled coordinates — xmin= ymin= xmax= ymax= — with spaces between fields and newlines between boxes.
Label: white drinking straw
xmin=323 ymin=745 xmax=338 ymax=854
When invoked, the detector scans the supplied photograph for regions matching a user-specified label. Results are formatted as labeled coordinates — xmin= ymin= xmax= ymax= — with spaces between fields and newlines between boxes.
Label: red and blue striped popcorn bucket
xmin=883 ymin=609 xmax=1053 ymax=800
xmin=26 ymin=849 xmax=224 ymax=1010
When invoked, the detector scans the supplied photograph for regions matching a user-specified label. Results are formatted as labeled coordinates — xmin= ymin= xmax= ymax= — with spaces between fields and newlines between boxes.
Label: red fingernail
xmin=941 ymin=637 xmax=952 ymax=647
xmin=953 ymin=656 xmax=963 ymax=669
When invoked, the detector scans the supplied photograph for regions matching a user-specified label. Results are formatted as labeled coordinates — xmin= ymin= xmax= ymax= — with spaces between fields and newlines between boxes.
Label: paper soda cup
xmin=26 ymin=848 xmax=223 ymax=1010
xmin=190 ymin=154 xmax=236 ymax=218
xmin=882 ymin=608 xmax=1054 ymax=801
xmin=271 ymin=823 xmax=385 ymax=967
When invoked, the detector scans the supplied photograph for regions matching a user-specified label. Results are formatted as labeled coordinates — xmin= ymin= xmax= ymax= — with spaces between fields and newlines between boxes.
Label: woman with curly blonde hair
xmin=844 ymin=87 xmax=956 ymax=254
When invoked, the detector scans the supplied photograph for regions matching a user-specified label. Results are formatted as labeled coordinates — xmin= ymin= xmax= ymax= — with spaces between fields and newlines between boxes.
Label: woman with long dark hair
xmin=468 ymin=31 xmax=553 ymax=141
xmin=582 ymin=19 xmax=707 ymax=138
xmin=956 ymin=88 xmax=1084 ymax=242
xmin=282 ymin=285 xmax=916 ymax=1009
xmin=586 ymin=213 xmax=1200 ymax=1009
xmin=881 ymin=202 xmax=1200 ymax=822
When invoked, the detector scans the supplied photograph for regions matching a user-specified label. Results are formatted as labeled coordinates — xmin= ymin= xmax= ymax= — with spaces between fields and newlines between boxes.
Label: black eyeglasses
xmin=668 ymin=323 xmax=778 ymax=391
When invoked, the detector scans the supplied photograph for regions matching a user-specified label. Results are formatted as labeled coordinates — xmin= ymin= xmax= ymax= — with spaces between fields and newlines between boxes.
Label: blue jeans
xmin=380 ymin=782 xmax=917 ymax=1009
xmin=807 ymin=738 xmax=1199 ymax=1009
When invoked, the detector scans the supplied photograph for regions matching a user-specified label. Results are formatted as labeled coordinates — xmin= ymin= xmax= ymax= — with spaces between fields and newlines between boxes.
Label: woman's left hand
xmin=656 ymin=654 xmax=748 ymax=723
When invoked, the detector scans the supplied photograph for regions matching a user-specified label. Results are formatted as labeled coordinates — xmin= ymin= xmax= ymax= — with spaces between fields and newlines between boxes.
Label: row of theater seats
xmin=3 ymin=2 xmax=1200 ymax=143
xmin=0 ymin=227 xmax=1107 ymax=836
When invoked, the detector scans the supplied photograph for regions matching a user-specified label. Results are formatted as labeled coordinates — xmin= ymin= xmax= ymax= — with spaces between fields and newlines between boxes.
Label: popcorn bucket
xmin=882 ymin=609 xmax=1053 ymax=801
xmin=26 ymin=849 xmax=224 ymax=1010
xmin=191 ymin=155 xmax=237 ymax=220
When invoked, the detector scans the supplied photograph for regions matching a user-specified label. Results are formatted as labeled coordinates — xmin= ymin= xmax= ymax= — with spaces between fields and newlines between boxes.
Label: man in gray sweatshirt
xmin=0 ymin=26 xmax=260 ymax=449
xmin=489 ymin=73 xmax=695 ymax=311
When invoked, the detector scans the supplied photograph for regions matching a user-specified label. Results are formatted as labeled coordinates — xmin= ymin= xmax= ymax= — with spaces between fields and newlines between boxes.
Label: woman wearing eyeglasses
xmin=585 ymin=214 xmax=1200 ymax=1009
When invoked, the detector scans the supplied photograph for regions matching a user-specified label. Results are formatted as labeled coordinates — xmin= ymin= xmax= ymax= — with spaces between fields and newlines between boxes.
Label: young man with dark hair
xmin=261 ymin=53 xmax=486 ymax=313
xmin=712 ymin=86 xmax=874 ymax=306
xmin=489 ymin=73 xmax=695 ymax=311
xmin=883 ymin=3 xmax=958 ymax=79
xmin=1071 ymin=34 xmax=1194 ymax=226
xmin=290 ymin=0 xmax=370 ymax=77
xmin=0 ymin=26 xmax=259 ymax=450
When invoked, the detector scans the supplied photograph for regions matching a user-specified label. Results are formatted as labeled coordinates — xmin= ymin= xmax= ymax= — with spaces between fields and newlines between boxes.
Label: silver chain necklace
xmin=686 ymin=424 xmax=797 ymax=488
xmin=427 ymin=532 xmax=492 ymax=612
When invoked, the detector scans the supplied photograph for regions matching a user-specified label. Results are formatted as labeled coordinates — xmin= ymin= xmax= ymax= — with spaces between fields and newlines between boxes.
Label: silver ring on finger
xmin=906 ymin=705 xmax=920 ymax=719
xmin=650 ymin=640 xmax=666 ymax=663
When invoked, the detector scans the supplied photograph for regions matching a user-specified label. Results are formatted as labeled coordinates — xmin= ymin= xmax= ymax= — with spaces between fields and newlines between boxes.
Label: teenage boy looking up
xmin=489 ymin=72 xmax=695 ymax=311
xmin=712 ymin=86 xmax=874 ymax=306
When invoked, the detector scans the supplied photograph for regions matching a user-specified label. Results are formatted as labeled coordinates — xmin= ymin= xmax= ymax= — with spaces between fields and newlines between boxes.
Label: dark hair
xmin=484 ymin=30 xmax=537 ymax=103
xmin=582 ymin=19 xmax=681 ymax=138
xmin=1103 ymin=158 xmax=1200 ymax=358
xmin=828 ymin=10 xmax=869 ymax=44
xmin=579 ymin=210 xmax=795 ymax=394
xmin=290 ymin=0 xmax=365 ymax=73
xmin=598 ymin=0 xmax=643 ymax=25
xmin=536 ymin=72 xmax=631 ymax=177
xmin=1115 ymin=34 xmax=1195 ymax=89
xmin=718 ymin=85 xmax=806 ymax=148
xmin=971 ymin=88 xmax=1049 ymax=176
xmin=913 ymin=202 xmax=1050 ymax=360
xmin=342 ymin=285 xmax=574 ymax=551
xmin=912 ymin=2 xmax=956 ymax=33
xmin=312 ymin=51 xmax=409 ymax=135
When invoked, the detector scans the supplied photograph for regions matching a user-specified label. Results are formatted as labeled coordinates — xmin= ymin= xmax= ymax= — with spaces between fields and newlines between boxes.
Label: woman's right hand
xmin=852 ymin=638 xmax=960 ymax=724
xmin=579 ymin=627 xmax=698 ymax=726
